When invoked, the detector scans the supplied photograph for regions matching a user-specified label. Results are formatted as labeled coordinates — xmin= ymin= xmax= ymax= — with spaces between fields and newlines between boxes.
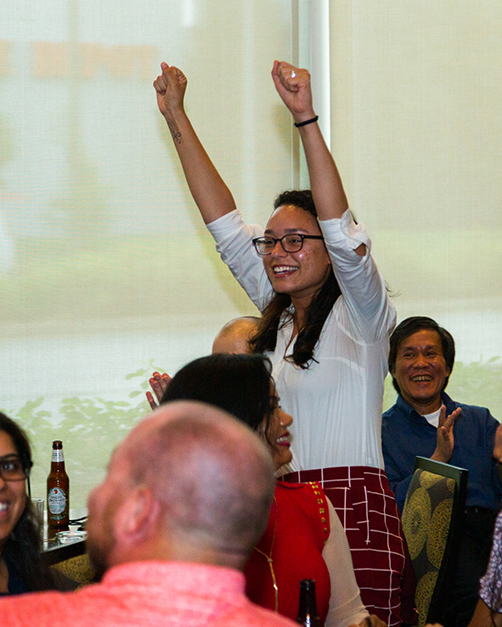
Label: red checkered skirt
xmin=281 ymin=466 xmax=416 ymax=627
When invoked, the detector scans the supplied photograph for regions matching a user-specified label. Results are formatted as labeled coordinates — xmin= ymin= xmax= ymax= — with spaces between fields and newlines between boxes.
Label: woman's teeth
xmin=273 ymin=266 xmax=298 ymax=275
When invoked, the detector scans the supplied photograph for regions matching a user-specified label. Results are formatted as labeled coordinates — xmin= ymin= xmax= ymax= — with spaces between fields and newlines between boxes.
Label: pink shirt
xmin=0 ymin=561 xmax=297 ymax=627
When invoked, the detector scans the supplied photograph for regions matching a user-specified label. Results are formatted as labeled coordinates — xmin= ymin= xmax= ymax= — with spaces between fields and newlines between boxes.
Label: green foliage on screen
xmin=3 ymin=358 xmax=501 ymax=508
xmin=1 ymin=360 xmax=163 ymax=508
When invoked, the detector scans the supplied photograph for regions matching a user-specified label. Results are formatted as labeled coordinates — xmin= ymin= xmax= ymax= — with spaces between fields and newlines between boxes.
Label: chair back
xmin=401 ymin=456 xmax=468 ymax=627
xmin=51 ymin=553 xmax=96 ymax=590
xmin=42 ymin=540 xmax=97 ymax=590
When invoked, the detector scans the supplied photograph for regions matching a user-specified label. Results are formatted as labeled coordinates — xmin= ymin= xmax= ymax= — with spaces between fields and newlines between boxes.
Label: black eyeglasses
xmin=0 ymin=455 xmax=31 ymax=482
xmin=252 ymin=234 xmax=324 ymax=256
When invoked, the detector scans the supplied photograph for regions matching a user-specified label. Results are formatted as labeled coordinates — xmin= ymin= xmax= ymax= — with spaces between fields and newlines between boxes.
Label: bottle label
xmin=48 ymin=487 xmax=68 ymax=517
xmin=51 ymin=449 xmax=64 ymax=463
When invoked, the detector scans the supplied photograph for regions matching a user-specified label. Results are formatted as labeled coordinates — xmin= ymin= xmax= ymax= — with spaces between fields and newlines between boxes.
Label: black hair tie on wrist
xmin=294 ymin=115 xmax=319 ymax=128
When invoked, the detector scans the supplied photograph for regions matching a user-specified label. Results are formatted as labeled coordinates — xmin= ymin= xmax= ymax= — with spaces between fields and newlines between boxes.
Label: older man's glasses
xmin=0 ymin=455 xmax=30 ymax=482
xmin=252 ymin=233 xmax=324 ymax=256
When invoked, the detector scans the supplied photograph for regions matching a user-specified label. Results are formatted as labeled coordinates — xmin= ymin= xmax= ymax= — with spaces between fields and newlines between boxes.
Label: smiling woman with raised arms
xmin=154 ymin=61 xmax=414 ymax=625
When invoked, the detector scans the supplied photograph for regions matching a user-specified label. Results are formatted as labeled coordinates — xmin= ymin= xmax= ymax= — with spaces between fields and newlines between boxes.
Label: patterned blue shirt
xmin=480 ymin=511 xmax=502 ymax=611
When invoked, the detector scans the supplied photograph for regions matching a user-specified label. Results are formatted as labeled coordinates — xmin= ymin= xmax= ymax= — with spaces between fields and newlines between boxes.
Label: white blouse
xmin=207 ymin=208 xmax=396 ymax=471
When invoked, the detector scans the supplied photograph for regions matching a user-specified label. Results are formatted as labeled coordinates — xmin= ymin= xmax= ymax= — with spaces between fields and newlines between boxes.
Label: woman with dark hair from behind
xmin=161 ymin=353 xmax=380 ymax=627
xmin=0 ymin=412 xmax=55 ymax=594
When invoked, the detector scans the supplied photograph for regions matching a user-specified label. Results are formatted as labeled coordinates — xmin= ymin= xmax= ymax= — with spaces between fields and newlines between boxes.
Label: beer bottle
xmin=296 ymin=579 xmax=323 ymax=627
xmin=47 ymin=440 xmax=70 ymax=538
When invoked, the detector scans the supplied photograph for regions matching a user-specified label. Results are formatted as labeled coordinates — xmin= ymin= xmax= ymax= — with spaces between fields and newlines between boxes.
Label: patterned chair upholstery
xmin=51 ymin=553 xmax=97 ymax=590
xmin=42 ymin=539 xmax=97 ymax=590
xmin=401 ymin=456 xmax=468 ymax=627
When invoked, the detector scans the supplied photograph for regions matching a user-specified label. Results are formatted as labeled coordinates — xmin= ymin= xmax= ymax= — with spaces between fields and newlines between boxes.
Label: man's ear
xmin=115 ymin=486 xmax=160 ymax=543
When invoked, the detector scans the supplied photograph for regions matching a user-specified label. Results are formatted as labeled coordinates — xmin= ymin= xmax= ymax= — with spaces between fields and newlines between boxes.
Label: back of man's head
xmin=388 ymin=316 xmax=456 ymax=394
xmin=212 ymin=316 xmax=260 ymax=355
xmin=125 ymin=401 xmax=275 ymax=564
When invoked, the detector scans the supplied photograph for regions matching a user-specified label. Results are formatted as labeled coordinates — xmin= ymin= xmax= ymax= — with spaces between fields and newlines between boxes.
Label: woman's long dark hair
xmin=250 ymin=190 xmax=341 ymax=369
xmin=160 ymin=354 xmax=277 ymax=449
xmin=0 ymin=412 xmax=55 ymax=592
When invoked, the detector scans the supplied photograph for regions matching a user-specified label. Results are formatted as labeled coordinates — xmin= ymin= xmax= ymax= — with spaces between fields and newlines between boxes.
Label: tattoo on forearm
xmin=167 ymin=121 xmax=182 ymax=145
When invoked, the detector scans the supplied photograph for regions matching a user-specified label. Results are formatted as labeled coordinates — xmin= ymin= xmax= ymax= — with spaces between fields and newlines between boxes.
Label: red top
xmin=244 ymin=481 xmax=331 ymax=623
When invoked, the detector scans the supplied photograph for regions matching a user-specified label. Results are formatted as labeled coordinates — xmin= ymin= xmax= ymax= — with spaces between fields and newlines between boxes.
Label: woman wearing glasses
xmin=154 ymin=61 xmax=414 ymax=625
xmin=0 ymin=413 xmax=54 ymax=594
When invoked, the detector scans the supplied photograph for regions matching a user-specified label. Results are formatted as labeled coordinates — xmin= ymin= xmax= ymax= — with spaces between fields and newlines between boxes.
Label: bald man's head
xmin=212 ymin=316 xmax=260 ymax=355
xmin=87 ymin=401 xmax=274 ymax=573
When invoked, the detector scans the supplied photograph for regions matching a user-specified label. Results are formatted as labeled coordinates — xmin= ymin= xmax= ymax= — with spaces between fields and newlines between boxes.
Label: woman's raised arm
xmin=153 ymin=62 xmax=236 ymax=224
xmin=271 ymin=62 xmax=355 ymax=228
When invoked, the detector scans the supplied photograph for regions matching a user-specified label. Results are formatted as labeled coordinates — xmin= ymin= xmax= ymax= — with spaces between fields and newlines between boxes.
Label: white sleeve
xmin=319 ymin=209 xmax=396 ymax=342
xmin=323 ymin=500 xmax=369 ymax=627
xmin=206 ymin=209 xmax=274 ymax=312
